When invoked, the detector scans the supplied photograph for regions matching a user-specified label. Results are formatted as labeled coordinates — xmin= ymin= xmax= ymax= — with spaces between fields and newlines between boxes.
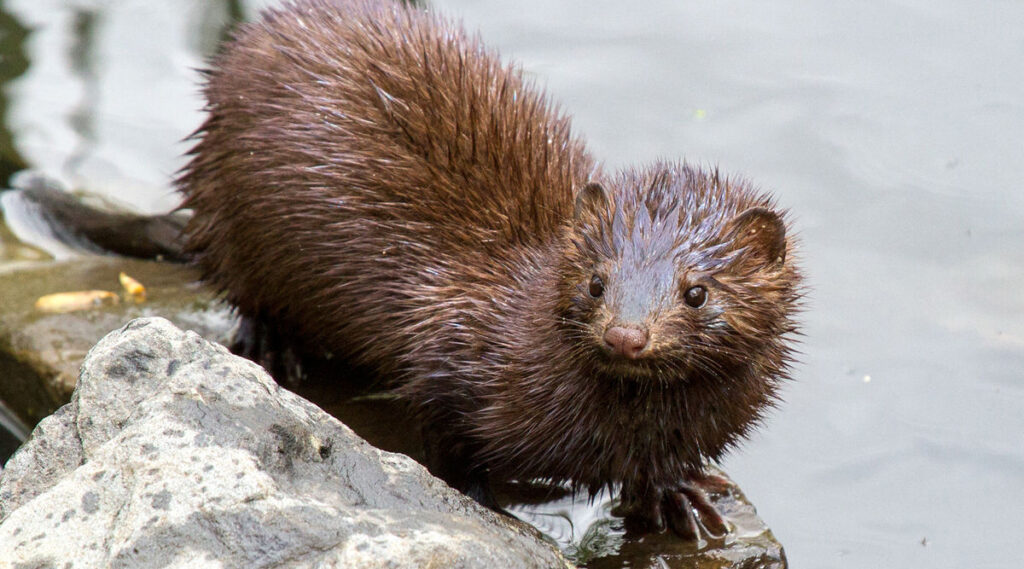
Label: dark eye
xmin=684 ymin=285 xmax=707 ymax=308
xmin=589 ymin=275 xmax=605 ymax=298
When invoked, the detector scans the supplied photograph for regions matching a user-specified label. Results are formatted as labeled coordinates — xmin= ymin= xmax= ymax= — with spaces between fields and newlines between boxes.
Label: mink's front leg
xmin=231 ymin=312 xmax=306 ymax=386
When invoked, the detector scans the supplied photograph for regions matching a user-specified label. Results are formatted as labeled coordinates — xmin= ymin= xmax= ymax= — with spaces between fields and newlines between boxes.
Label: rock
xmin=0 ymin=256 xmax=234 ymax=427
xmin=0 ymin=317 xmax=570 ymax=569
xmin=0 ymin=183 xmax=188 ymax=262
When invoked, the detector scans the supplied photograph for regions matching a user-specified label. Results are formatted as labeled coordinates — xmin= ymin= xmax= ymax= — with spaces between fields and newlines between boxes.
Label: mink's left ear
xmin=725 ymin=207 xmax=787 ymax=267
xmin=574 ymin=182 xmax=609 ymax=221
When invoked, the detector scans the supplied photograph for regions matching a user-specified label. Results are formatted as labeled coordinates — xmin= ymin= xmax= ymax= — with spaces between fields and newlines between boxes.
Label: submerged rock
xmin=0 ymin=256 xmax=233 ymax=428
xmin=0 ymin=317 xmax=570 ymax=569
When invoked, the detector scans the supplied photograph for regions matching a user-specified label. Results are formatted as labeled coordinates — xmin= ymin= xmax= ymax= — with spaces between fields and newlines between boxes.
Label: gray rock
xmin=0 ymin=317 xmax=570 ymax=569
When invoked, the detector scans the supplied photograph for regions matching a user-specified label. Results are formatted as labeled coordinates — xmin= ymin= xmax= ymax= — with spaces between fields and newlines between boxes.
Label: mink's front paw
xmin=615 ymin=473 xmax=730 ymax=541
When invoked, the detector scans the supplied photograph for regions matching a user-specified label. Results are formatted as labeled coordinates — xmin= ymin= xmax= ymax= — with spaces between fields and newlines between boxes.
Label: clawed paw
xmin=663 ymin=482 xmax=729 ymax=540
xmin=615 ymin=475 xmax=730 ymax=541
xmin=232 ymin=314 xmax=306 ymax=385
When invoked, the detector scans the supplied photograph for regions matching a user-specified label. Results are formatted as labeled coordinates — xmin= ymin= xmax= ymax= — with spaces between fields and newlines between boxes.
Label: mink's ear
xmin=725 ymin=207 xmax=787 ymax=267
xmin=574 ymin=182 xmax=608 ymax=220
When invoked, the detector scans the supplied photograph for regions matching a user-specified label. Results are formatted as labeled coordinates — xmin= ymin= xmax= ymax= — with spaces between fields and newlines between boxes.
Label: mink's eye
xmin=588 ymin=275 xmax=605 ymax=298
xmin=683 ymin=285 xmax=707 ymax=308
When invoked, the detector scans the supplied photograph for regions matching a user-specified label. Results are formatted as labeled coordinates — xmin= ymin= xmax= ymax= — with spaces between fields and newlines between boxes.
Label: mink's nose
xmin=603 ymin=326 xmax=649 ymax=359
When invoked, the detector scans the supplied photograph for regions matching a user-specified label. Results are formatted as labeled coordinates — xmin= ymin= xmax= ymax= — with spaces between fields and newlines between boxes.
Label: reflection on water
xmin=1 ymin=1 xmax=1022 ymax=568
xmin=0 ymin=0 xmax=247 ymax=214
xmin=0 ymin=398 xmax=28 ymax=464
xmin=0 ymin=8 xmax=28 ymax=184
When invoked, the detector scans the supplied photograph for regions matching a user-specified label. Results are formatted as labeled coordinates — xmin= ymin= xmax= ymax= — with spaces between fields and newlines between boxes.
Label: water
xmin=1 ymin=1 xmax=1022 ymax=567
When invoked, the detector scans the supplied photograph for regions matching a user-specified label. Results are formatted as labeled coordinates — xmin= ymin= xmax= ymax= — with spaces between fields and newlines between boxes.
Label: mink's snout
xmin=603 ymin=325 xmax=649 ymax=359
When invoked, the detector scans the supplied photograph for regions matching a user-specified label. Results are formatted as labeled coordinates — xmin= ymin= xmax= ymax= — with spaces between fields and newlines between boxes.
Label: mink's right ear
xmin=574 ymin=182 xmax=608 ymax=220
xmin=724 ymin=207 xmax=787 ymax=267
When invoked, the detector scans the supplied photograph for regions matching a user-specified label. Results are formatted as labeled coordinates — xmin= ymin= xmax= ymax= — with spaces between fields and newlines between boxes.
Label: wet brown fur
xmin=180 ymin=0 xmax=802 ymax=521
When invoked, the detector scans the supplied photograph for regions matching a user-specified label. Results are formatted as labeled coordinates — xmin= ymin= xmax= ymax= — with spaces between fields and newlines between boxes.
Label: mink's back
xmin=180 ymin=0 xmax=594 ymax=362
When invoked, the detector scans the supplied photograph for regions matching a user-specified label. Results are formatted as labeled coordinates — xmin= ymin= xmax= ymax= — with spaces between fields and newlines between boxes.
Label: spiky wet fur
xmin=180 ymin=0 xmax=802 ymax=508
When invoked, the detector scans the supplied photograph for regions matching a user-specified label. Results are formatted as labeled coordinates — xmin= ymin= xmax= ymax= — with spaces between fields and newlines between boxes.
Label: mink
xmin=179 ymin=0 xmax=802 ymax=539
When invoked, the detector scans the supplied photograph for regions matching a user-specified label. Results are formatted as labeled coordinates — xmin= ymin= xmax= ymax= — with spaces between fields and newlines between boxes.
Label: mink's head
xmin=557 ymin=161 xmax=800 ymax=383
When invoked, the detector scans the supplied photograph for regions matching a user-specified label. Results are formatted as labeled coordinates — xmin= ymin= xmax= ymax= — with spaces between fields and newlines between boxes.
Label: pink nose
xmin=604 ymin=326 xmax=648 ymax=359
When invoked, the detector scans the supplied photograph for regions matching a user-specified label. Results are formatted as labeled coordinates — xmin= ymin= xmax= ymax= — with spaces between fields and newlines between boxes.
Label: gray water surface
xmin=1 ymin=1 xmax=1022 ymax=567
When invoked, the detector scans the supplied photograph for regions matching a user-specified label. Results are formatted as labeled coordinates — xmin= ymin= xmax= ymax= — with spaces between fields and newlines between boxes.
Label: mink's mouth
xmin=595 ymin=352 xmax=664 ymax=380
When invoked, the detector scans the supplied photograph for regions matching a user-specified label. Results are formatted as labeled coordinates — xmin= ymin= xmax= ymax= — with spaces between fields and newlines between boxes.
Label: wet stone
xmin=0 ymin=318 xmax=570 ymax=569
